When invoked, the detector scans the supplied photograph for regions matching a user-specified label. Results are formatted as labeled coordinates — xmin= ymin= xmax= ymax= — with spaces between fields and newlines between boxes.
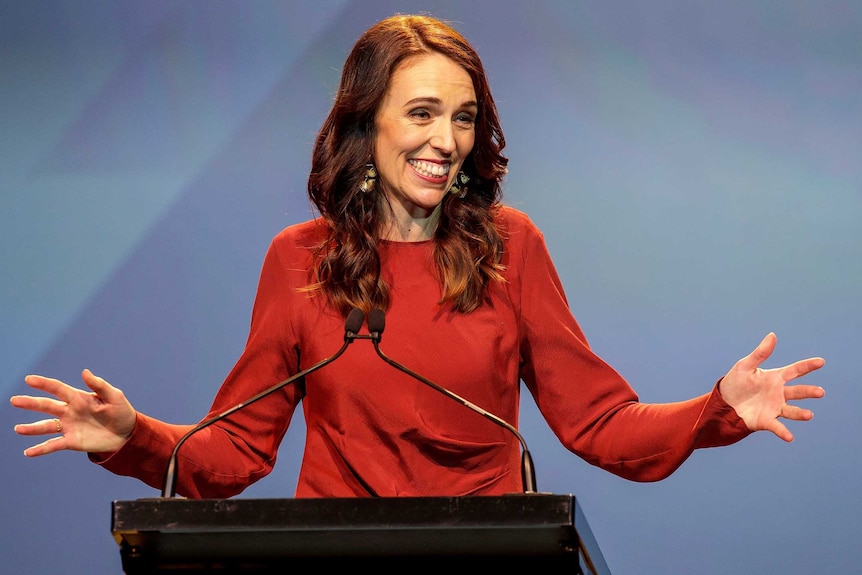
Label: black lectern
xmin=111 ymin=493 xmax=610 ymax=573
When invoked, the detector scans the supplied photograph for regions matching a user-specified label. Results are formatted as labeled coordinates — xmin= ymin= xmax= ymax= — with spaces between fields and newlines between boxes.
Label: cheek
xmin=459 ymin=131 xmax=476 ymax=155
xmin=379 ymin=126 xmax=423 ymax=158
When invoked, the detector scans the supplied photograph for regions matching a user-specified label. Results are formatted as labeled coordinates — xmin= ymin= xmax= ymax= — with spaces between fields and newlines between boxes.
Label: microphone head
xmin=345 ymin=308 xmax=365 ymax=336
xmin=367 ymin=308 xmax=385 ymax=335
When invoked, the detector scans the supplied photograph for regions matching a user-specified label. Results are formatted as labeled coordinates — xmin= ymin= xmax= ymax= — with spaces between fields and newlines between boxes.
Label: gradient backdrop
xmin=2 ymin=1 xmax=859 ymax=573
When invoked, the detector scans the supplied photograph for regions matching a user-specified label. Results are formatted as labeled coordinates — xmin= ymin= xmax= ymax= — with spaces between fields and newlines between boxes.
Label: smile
xmin=408 ymin=159 xmax=450 ymax=179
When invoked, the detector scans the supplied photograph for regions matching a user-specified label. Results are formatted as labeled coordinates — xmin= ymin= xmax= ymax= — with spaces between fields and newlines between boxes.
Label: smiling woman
xmin=373 ymin=52 xmax=478 ymax=239
xmin=11 ymin=12 xmax=824 ymax=504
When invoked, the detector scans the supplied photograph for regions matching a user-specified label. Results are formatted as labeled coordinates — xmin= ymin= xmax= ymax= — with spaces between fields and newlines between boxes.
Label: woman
xmin=10 ymin=15 xmax=824 ymax=499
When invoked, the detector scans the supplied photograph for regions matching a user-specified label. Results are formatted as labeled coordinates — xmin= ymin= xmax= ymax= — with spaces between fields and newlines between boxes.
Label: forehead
xmin=386 ymin=52 xmax=475 ymax=100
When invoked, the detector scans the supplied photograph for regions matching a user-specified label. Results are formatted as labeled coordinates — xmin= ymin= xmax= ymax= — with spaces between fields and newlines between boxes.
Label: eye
xmin=455 ymin=112 xmax=475 ymax=126
xmin=409 ymin=108 xmax=432 ymax=120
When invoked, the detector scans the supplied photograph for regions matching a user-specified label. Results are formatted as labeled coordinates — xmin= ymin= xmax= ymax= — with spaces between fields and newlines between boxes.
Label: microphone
xmin=366 ymin=308 xmax=538 ymax=494
xmin=160 ymin=307 xmax=365 ymax=498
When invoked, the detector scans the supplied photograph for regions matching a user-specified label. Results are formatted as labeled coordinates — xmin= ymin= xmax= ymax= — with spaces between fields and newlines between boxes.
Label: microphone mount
xmin=366 ymin=308 xmax=538 ymax=494
xmin=160 ymin=308 xmax=365 ymax=498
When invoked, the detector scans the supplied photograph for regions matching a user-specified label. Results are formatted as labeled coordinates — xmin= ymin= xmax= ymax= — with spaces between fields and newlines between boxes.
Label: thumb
xmin=737 ymin=332 xmax=777 ymax=372
xmin=80 ymin=369 xmax=120 ymax=400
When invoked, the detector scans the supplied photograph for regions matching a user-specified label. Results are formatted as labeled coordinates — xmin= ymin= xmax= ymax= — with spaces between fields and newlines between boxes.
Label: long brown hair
xmin=306 ymin=14 xmax=509 ymax=315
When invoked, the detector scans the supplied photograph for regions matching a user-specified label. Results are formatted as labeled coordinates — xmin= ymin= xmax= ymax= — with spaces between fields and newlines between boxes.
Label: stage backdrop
xmin=2 ymin=1 xmax=858 ymax=573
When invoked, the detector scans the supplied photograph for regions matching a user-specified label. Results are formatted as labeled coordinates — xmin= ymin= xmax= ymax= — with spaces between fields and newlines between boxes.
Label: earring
xmin=359 ymin=163 xmax=377 ymax=193
xmin=449 ymin=171 xmax=470 ymax=198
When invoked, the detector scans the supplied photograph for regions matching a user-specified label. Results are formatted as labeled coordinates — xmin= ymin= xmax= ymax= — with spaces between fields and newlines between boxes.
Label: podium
xmin=111 ymin=493 xmax=611 ymax=573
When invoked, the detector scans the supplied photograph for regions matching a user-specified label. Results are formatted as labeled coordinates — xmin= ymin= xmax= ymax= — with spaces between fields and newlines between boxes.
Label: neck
xmin=380 ymin=202 xmax=441 ymax=242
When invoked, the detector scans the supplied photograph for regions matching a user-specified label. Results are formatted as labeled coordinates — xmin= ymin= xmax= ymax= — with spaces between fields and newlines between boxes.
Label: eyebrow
xmin=404 ymin=96 xmax=478 ymax=109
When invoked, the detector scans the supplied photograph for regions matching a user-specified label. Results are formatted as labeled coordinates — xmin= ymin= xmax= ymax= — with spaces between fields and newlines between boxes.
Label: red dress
xmin=96 ymin=206 xmax=750 ymax=498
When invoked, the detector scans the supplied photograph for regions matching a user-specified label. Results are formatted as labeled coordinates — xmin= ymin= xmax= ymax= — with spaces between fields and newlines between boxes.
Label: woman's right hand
xmin=10 ymin=369 xmax=136 ymax=457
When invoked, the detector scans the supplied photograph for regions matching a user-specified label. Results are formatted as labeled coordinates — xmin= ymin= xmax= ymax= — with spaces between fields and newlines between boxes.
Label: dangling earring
xmin=449 ymin=171 xmax=469 ymax=198
xmin=359 ymin=163 xmax=377 ymax=193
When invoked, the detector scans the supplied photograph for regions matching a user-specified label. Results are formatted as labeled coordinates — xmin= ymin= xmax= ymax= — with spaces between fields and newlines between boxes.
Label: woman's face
xmin=372 ymin=52 xmax=477 ymax=220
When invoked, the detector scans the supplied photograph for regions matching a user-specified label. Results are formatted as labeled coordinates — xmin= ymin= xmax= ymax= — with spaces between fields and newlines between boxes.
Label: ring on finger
xmin=54 ymin=418 xmax=62 ymax=433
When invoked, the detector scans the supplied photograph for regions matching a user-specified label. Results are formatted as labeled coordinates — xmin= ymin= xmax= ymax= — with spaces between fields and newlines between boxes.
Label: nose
xmin=428 ymin=119 xmax=456 ymax=155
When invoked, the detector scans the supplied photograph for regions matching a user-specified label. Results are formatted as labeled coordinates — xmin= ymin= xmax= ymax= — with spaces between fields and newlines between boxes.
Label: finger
xmin=763 ymin=418 xmax=794 ymax=443
xmin=780 ymin=357 xmax=826 ymax=382
xmin=780 ymin=403 xmax=814 ymax=422
xmin=784 ymin=384 xmax=826 ymax=401
xmin=22 ymin=436 xmax=67 ymax=457
xmin=736 ymin=332 xmax=777 ymax=372
xmin=10 ymin=395 xmax=40 ymax=410
xmin=23 ymin=374 xmax=76 ymax=402
xmin=9 ymin=394 xmax=67 ymax=417
xmin=14 ymin=418 xmax=64 ymax=436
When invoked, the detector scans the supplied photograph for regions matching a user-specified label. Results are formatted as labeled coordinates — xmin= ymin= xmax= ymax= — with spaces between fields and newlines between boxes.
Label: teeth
xmin=409 ymin=159 xmax=450 ymax=178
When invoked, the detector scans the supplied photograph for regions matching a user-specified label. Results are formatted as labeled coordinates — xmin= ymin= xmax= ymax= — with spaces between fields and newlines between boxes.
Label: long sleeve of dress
xmin=509 ymin=212 xmax=751 ymax=481
xmin=93 ymin=229 xmax=312 ymax=498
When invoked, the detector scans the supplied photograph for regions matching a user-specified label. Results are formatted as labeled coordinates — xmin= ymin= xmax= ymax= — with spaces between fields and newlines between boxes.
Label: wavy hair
xmin=306 ymin=14 xmax=509 ymax=315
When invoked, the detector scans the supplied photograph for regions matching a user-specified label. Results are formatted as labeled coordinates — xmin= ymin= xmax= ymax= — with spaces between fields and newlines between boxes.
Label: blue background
xmin=2 ymin=1 xmax=858 ymax=573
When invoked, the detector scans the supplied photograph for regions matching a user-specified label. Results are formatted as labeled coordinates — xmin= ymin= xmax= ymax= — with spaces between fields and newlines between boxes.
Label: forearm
xmin=90 ymin=412 xmax=274 ymax=498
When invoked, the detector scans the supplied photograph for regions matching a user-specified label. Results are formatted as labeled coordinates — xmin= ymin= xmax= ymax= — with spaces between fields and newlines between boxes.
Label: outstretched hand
xmin=10 ymin=369 xmax=136 ymax=457
xmin=719 ymin=333 xmax=825 ymax=442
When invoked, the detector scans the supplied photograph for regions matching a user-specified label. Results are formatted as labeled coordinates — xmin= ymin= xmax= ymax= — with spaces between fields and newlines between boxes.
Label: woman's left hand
xmin=719 ymin=332 xmax=825 ymax=441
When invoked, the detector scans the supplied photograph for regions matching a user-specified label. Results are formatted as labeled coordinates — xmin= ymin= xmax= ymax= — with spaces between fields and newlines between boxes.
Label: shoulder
xmin=496 ymin=204 xmax=546 ymax=248
xmin=261 ymin=217 xmax=329 ymax=272
xmin=495 ymin=205 xmax=559 ymax=284
xmin=250 ymin=218 xmax=330 ymax=299
xmin=272 ymin=217 xmax=329 ymax=247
